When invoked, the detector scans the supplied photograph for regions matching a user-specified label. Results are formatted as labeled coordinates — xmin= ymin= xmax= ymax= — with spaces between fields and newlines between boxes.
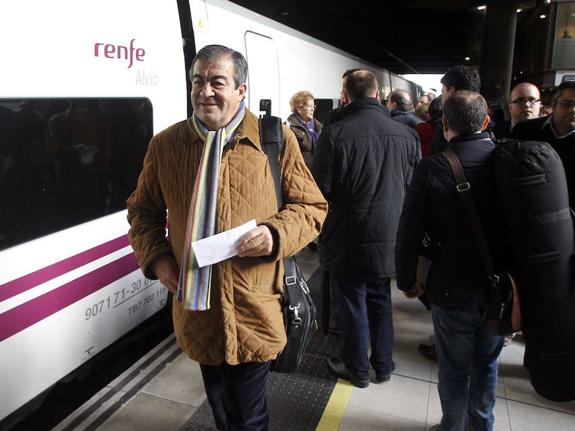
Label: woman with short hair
xmin=287 ymin=91 xmax=323 ymax=168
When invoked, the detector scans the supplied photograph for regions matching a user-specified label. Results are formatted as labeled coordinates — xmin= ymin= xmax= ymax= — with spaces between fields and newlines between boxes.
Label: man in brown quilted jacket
xmin=126 ymin=44 xmax=327 ymax=430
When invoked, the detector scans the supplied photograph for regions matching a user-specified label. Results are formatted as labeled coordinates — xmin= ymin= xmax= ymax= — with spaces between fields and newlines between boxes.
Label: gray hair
xmin=551 ymin=81 xmax=575 ymax=106
xmin=189 ymin=44 xmax=248 ymax=88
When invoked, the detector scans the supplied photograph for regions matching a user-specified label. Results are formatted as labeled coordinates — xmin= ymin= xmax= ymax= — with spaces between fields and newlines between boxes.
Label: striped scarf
xmin=177 ymin=102 xmax=246 ymax=310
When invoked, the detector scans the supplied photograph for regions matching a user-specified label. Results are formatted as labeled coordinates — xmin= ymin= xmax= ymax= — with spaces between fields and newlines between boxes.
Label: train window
xmin=0 ymin=98 xmax=152 ymax=251
xmin=314 ymin=98 xmax=338 ymax=125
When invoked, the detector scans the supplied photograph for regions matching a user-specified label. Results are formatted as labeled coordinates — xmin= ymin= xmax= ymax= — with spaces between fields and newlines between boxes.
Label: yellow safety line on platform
xmin=315 ymin=378 xmax=354 ymax=431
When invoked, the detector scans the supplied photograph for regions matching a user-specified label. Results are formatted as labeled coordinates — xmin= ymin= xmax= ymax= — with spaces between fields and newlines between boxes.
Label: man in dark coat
xmin=387 ymin=89 xmax=423 ymax=129
xmin=430 ymin=65 xmax=481 ymax=155
xmin=323 ymin=69 xmax=390 ymax=127
xmin=511 ymin=82 xmax=575 ymax=206
xmin=396 ymin=91 xmax=507 ymax=431
xmin=312 ymin=70 xmax=421 ymax=388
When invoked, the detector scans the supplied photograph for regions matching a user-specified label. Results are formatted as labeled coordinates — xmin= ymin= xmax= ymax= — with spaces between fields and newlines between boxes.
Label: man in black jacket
xmin=430 ymin=65 xmax=481 ymax=155
xmin=387 ymin=89 xmax=423 ymax=129
xmin=323 ymin=69 xmax=390 ymax=127
xmin=396 ymin=91 xmax=506 ymax=431
xmin=312 ymin=70 xmax=420 ymax=388
xmin=511 ymin=82 xmax=575 ymax=206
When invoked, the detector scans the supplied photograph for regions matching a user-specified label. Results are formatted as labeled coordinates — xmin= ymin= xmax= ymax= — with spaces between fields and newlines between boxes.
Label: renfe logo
xmin=94 ymin=39 xmax=145 ymax=69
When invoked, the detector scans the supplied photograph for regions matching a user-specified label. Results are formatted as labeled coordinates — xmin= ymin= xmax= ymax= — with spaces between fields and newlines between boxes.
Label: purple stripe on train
xmin=0 ymin=253 xmax=139 ymax=342
xmin=0 ymin=235 xmax=130 ymax=302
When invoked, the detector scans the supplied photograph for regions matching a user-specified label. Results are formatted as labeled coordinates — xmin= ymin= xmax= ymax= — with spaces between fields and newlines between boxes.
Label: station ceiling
xmin=229 ymin=0 xmax=486 ymax=74
xmin=230 ymin=0 xmax=546 ymax=75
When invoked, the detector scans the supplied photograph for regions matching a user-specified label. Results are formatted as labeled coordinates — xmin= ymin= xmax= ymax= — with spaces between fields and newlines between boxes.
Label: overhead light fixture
xmin=477 ymin=5 xmax=486 ymax=11
xmin=545 ymin=0 xmax=551 ymax=4
xmin=517 ymin=9 xmax=522 ymax=13
xmin=465 ymin=57 xmax=470 ymax=61
xmin=540 ymin=14 xmax=547 ymax=19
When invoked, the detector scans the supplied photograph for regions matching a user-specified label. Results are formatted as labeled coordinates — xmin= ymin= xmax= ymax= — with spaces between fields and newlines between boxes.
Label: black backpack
xmin=259 ymin=115 xmax=318 ymax=373
xmin=494 ymin=139 xmax=575 ymax=402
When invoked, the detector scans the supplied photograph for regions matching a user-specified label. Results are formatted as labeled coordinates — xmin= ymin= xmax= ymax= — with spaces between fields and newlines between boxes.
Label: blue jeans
xmin=432 ymin=305 xmax=504 ymax=431
xmin=330 ymin=273 xmax=394 ymax=380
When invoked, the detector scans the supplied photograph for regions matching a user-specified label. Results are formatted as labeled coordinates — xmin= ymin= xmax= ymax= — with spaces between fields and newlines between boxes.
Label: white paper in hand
xmin=191 ymin=219 xmax=257 ymax=268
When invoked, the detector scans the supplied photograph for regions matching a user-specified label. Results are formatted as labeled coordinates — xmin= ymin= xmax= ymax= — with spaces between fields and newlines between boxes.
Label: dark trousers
xmin=330 ymin=273 xmax=394 ymax=380
xmin=200 ymin=361 xmax=271 ymax=431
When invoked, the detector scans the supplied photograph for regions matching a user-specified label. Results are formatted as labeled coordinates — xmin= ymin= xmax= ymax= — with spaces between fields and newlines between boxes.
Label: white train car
xmin=0 ymin=0 xmax=420 ymax=423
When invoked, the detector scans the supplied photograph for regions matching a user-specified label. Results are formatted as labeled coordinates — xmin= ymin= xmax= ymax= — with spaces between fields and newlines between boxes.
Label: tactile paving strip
xmin=179 ymin=268 xmax=342 ymax=431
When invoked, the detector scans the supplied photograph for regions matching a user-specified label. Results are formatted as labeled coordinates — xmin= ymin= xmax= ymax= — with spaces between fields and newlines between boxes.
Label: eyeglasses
xmin=557 ymin=99 xmax=575 ymax=109
xmin=511 ymin=97 xmax=540 ymax=105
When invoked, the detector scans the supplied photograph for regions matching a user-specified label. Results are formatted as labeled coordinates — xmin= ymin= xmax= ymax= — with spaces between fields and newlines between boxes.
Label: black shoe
xmin=373 ymin=372 xmax=391 ymax=383
xmin=327 ymin=358 xmax=369 ymax=388
xmin=373 ymin=361 xmax=394 ymax=383
xmin=418 ymin=343 xmax=437 ymax=361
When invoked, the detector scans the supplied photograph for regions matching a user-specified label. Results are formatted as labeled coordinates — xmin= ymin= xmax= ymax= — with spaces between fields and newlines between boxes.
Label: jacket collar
xmin=448 ymin=131 xmax=492 ymax=147
xmin=234 ymin=109 xmax=261 ymax=150
xmin=341 ymin=97 xmax=386 ymax=117
xmin=543 ymin=114 xmax=575 ymax=139
xmin=390 ymin=108 xmax=410 ymax=117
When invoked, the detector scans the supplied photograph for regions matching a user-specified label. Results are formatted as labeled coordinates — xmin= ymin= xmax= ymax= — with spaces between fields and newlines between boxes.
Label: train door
xmin=244 ymin=32 xmax=281 ymax=117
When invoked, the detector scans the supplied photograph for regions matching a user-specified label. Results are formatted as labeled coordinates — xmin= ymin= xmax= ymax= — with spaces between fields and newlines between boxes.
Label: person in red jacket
xmin=415 ymin=97 xmax=442 ymax=158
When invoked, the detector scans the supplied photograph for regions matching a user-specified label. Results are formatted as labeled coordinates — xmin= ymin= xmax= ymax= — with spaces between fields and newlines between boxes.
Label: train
xmin=0 ymin=0 xmax=422 ymax=424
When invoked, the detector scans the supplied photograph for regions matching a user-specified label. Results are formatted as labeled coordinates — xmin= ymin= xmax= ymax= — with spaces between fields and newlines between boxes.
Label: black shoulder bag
xmin=259 ymin=115 xmax=318 ymax=373
xmin=443 ymin=149 xmax=522 ymax=336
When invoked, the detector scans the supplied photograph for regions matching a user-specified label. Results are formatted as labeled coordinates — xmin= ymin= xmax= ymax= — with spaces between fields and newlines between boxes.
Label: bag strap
xmin=259 ymin=116 xmax=299 ymax=293
xmin=259 ymin=115 xmax=284 ymax=209
xmin=443 ymin=149 xmax=497 ymax=279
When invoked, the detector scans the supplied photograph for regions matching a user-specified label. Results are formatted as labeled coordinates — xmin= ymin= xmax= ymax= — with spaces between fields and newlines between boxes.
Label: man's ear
xmin=481 ymin=114 xmax=491 ymax=131
xmin=238 ymin=83 xmax=247 ymax=101
xmin=442 ymin=115 xmax=449 ymax=134
xmin=341 ymin=90 xmax=350 ymax=106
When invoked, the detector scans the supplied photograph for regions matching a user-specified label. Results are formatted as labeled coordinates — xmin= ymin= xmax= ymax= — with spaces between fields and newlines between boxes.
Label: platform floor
xmin=53 ymin=248 xmax=575 ymax=431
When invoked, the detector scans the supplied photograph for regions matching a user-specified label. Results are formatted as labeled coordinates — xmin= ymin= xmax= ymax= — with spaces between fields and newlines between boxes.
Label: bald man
xmin=494 ymin=82 xmax=541 ymax=138
xmin=387 ymin=89 xmax=424 ymax=129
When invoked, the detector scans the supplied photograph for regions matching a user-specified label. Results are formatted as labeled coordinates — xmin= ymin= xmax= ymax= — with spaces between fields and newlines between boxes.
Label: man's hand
xmin=237 ymin=225 xmax=274 ymax=257
xmin=403 ymin=284 xmax=425 ymax=299
xmin=151 ymin=254 xmax=179 ymax=295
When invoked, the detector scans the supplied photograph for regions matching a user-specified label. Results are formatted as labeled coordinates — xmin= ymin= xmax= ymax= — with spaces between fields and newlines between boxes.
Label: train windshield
xmin=0 ymin=98 xmax=153 ymax=251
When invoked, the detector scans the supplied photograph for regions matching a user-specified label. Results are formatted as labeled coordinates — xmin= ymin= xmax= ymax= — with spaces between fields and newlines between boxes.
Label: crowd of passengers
xmin=127 ymin=44 xmax=575 ymax=431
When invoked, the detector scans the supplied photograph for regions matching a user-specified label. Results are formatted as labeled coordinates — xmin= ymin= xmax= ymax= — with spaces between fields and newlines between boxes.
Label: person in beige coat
xmin=126 ymin=44 xmax=327 ymax=430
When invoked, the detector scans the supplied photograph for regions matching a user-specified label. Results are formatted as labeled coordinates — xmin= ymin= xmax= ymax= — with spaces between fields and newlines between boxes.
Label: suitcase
xmin=494 ymin=139 xmax=575 ymax=401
